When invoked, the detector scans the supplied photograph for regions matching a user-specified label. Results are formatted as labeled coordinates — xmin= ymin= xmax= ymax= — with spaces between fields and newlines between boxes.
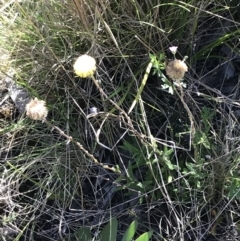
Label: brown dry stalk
xmin=44 ymin=120 xmax=118 ymax=173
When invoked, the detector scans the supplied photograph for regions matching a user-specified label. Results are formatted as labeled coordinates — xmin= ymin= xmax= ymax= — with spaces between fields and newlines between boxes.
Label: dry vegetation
xmin=1 ymin=0 xmax=240 ymax=241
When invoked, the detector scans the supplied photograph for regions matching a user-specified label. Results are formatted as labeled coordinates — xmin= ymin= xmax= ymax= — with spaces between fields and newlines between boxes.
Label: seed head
xmin=25 ymin=97 xmax=48 ymax=121
xmin=166 ymin=59 xmax=188 ymax=81
xmin=73 ymin=54 xmax=96 ymax=78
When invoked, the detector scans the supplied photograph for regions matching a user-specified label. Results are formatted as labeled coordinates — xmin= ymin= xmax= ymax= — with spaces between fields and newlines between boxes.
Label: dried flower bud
xmin=166 ymin=59 xmax=188 ymax=81
xmin=73 ymin=54 xmax=96 ymax=78
xmin=25 ymin=97 xmax=48 ymax=121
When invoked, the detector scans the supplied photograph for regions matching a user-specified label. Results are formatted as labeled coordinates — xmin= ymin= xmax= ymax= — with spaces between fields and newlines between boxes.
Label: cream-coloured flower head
xmin=73 ymin=54 xmax=96 ymax=78
xmin=25 ymin=97 xmax=48 ymax=121
xmin=166 ymin=59 xmax=188 ymax=81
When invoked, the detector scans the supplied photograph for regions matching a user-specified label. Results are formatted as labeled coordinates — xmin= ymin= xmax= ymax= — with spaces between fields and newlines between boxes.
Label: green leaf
xmin=121 ymin=220 xmax=138 ymax=241
xmin=195 ymin=131 xmax=211 ymax=149
xmin=120 ymin=141 xmax=141 ymax=159
xmin=135 ymin=230 xmax=153 ymax=241
xmin=228 ymin=179 xmax=240 ymax=199
xmin=127 ymin=162 xmax=135 ymax=180
xmin=75 ymin=226 xmax=92 ymax=241
xmin=100 ymin=217 xmax=118 ymax=241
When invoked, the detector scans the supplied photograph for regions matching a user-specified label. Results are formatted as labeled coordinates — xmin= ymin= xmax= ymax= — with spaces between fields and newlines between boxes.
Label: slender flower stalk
xmin=73 ymin=54 xmax=133 ymax=132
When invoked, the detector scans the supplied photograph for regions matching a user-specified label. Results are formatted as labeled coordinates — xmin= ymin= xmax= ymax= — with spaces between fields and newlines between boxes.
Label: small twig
xmin=176 ymin=84 xmax=195 ymax=151
xmin=44 ymin=120 xmax=118 ymax=173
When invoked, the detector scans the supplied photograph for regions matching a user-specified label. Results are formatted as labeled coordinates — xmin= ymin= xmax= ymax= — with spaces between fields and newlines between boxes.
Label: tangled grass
xmin=1 ymin=0 xmax=240 ymax=240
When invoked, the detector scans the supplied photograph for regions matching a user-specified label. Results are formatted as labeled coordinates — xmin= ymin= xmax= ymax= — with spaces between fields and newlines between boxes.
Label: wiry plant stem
xmin=44 ymin=120 xmax=119 ymax=173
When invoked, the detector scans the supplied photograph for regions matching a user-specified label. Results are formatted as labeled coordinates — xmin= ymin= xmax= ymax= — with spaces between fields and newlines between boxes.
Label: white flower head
xmin=169 ymin=46 xmax=178 ymax=55
xmin=89 ymin=107 xmax=98 ymax=114
xmin=25 ymin=97 xmax=48 ymax=121
xmin=73 ymin=54 xmax=96 ymax=78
